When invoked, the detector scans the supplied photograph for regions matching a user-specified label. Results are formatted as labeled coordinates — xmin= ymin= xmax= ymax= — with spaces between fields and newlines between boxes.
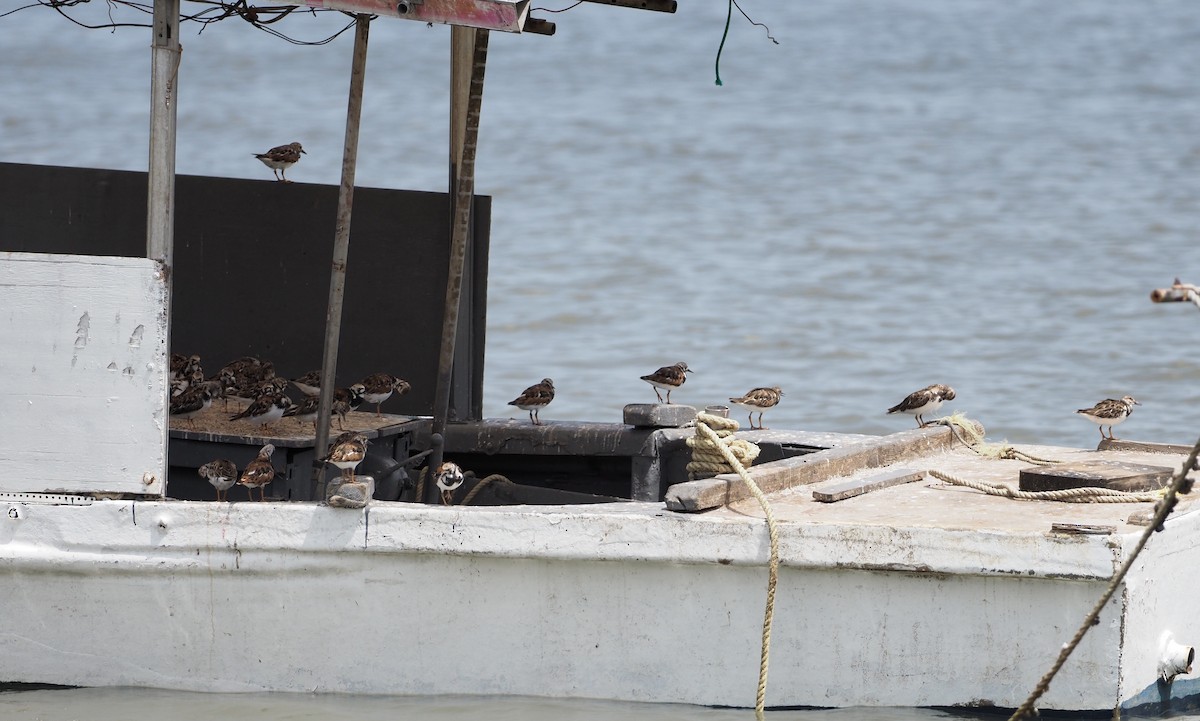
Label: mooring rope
xmin=686 ymin=412 xmax=761 ymax=477
xmin=928 ymin=470 xmax=1163 ymax=503
xmin=1007 ymin=435 xmax=1200 ymax=720
xmin=689 ymin=413 xmax=775 ymax=720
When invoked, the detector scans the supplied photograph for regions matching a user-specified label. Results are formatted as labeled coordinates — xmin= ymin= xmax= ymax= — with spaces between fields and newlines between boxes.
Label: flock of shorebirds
xmin=509 ymin=364 xmax=1142 ymax=442
xmin=169 ymin=352 xmax=409 ymax=502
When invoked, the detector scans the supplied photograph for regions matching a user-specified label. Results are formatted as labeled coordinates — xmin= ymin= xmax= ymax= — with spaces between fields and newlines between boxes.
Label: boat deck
xmin=707 ymin=438 xmax=1196 ymax=536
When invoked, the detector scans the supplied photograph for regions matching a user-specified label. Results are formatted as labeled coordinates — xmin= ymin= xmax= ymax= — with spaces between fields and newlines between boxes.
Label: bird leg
xmin=747 ymin=413 xmax=755 ymax=430
xmin=758 ymin=413 xmax=767 ymax=430
xmin=376 ymin=404 xmax=382 ymax=417
xmin=665 ymin=389 xmax=673 ymax=404
xmin=442 ymin=489 xmax=453 ymax=506
xmin=652 ymin=388 xmax=664 ymax=404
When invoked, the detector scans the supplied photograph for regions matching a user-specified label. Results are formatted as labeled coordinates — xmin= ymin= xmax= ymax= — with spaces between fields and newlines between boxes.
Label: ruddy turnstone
xmin=282 ymin=394 xmax=321 ymax=432
xmin=434 ymin=461 xmax=465 ymax=505
xmin=1076 ymin=395 xmax=1140 ymax=440
xmin=169 ymin=384 xmax=213 ymax=426
xmin=322 ymin=431 xmax=369 ymax=482
xmin=253 ymin=141 xmax=305 ymax=183
xmin=198 ymin=458 xmax=238 ymax=502
xmin=238 ymin=444 xmax=276 ymax=501
xmin=887 ymin=384 xmax=956 ymax=427
xmin=291 ymin=370 xmax=322 ymax=397
xmin=641 ymin=362 xmax=692 ymax=404
xmin=359 ymin=373 xmax=412 ymax=417
xmin=508 ymin=378 xmax=555 ymax=425
xmin=229 ymin=392 xmax=293 ymax=431
xmin=728 ymin=386 xmax=784 ymax=430
xmin=332 ymin=384 xmax=367 ymax=429
xmin=170 ymin=353 xmax=202 ymax=383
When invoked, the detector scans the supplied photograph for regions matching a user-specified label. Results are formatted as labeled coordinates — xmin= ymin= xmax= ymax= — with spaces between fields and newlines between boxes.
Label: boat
xmin=2 ymin=2 xmax=1199 ymax=718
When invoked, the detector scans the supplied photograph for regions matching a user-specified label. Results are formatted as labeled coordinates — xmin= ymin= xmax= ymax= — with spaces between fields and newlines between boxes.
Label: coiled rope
xmin=689 ymin=413 xmax=775 ymax=720
xmin=928 ymin=469 xmax=1162 ymax=503
xmin=1008 ymin=434 xmax=1200 ymax=720
xmin=686 ymin=412 xmax=761 ymax=478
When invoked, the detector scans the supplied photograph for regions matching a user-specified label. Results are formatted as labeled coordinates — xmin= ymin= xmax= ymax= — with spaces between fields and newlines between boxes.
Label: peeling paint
xmin=128 ymin=324 xmax=144 ymax=348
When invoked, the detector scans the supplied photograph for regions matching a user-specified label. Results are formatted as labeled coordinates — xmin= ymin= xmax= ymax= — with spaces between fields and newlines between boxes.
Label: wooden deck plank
xmin=812 ymin=468 xmax=925 ymax=503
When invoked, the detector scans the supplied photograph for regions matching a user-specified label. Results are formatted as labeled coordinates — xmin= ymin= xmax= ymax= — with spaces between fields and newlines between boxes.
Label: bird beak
xmin=300 ymin=149 xmax=307 ymax=154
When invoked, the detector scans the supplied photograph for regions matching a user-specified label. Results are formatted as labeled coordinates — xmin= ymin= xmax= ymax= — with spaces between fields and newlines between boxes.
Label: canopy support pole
xmin=429 ymin=27 xmax=489 ymax=499
xmin=313 ymin=14 xmax=371 ymax=502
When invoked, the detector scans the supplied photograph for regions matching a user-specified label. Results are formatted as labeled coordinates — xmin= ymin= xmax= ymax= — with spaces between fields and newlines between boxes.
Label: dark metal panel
xmin=0 ymin=162 xmax=490 ymax=421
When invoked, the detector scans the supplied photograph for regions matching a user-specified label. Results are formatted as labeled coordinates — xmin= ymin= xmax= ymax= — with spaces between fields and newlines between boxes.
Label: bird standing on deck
xmin=508 ymin=378 xmax=555 ymax=425
xmin=198 ymin=459 xmax=238 ymax=502
xmin=169 ymin=385 xmax=213 ymax=426
xmin=1076 ymin=395 xmax=1140 ymax=441
xmin=641 ymin=362 xmax=692 ymax=404
xmin=729 ymin=386 xmax=783 ymax=430
xmin=253 ymin=142 xmax=305 ymax=183
xmin=332 ymin=383 xmax=367 ymax=429
xmin=238 ymin=444 xmax=276 ymax=502
xmin=229 ymin=392 xmax=293 ymax=431
xmin=359 ymin=373 xmax=412 ymax=417
xmin=434 ymin=461 xmax=465 ymax=505
xmin=322 ymin=431 xmax=369 ymax=482
xmin=291 ymin=370 xmax=322 ymax=397
xmin=887 ymin=384 xmax=956 ymax=427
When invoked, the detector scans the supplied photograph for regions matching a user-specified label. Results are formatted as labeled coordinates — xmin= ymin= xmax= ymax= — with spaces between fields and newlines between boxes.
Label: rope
xmin=929 ymin=413 xmax=1062 ymax=466
xmin=415 ymin=466 xmax=426 ymax=504
xmin=686 ymin=413 xmax=761 ymax=477
xmin=458 ymin=473 xmax=514 ymax=506
xmin=928 ymin=470 xmax=1162 ymax=503
xmin=690 ymin=414 xmax=775 ymax=720
xmin=1008 ymin=434 xmax=1200 ymax=720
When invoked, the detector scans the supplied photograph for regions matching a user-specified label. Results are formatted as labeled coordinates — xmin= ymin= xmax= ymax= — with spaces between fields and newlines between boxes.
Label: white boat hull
xmin=2 ymin=497 xmax=1196 ymax=714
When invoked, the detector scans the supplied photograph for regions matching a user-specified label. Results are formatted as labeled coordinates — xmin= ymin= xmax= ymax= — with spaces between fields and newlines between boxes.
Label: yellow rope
xmin=928 ymin=469 xmax=1162 ymax=503
xmin=691 ymin=414 xmax=775 ymax=720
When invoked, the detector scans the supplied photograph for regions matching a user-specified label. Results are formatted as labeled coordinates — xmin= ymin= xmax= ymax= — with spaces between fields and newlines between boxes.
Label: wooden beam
xmin=664 ymin=424 xmax=967 ymax=512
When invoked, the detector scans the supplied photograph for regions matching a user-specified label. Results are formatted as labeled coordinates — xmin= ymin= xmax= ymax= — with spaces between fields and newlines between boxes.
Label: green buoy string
xmin=714 ymin=0 xmax=733 ymax=86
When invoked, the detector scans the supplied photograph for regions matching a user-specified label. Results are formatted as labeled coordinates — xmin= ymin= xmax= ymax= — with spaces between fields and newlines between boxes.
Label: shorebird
xmin=282 ymin=393 xmax=320 ymax=432
xmin=198 ymin=459 xmax=238 ymax=502
xmin=238 ymin=444 xmax=276 ymax=501
xmin=508 ymin=378 xmax=555 ymax=425
xmin=1076 ymin=395 xmax=1140 ymax=440
xmin=290 ymin=370 xmax=322 ymax=397
xmin=332 ymin=383 xmax=367 ymax=429
xmin=253 ymin=141 xmax=305 ymax=182
xmin=169 ymin=385 xmax=213 ymax=427
xmin=434 ymin=461 xmax=465 ymax=505
xmin=641 ymin=362 xmax=692 ymax=404
xmin=322 ymin=431 xmax=369 ymax=482
xmin=229 ymin=392 xmax=292 ymax=431
xmin=728 ymin=386 xmax=784 ymax=430
xmin=887 ymin=384 xmax=956 ymax=427
xmin=360 ymin=373 xmax=412 ymax=417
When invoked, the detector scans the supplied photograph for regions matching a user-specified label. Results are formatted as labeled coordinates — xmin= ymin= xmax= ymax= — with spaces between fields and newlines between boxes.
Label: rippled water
xmin=5 ymin=1 xmax=1200 ymax=449
xmin=3 ymin=2 xmax=1200 ymax=716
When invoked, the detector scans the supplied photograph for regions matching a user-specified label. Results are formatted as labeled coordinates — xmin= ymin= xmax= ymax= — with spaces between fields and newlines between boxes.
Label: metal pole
xmin=148 ymin=0 xmax=180 ymax=491
xmin=429 ymin=27 xmax=489 ymax=497
xmin=313 ymin=14 xmax=371 ymax=502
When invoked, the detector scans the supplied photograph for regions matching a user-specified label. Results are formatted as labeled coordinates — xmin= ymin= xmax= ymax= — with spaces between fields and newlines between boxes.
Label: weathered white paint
xmin=1117 ymin=509 xmax=1200 ymax=712
xmin=1 ymin=498 xmax=1191 ymax=712
xmin=0 ymin=252 xmax=167 ymax=495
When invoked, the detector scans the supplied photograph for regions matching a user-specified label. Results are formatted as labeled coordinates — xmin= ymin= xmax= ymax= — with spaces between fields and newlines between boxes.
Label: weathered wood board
xmin=0 ymin=252 xmax=167 ymax=495
xmin=812 ymin=468 xmax=925 ymax=503
xmin=1019 ymin=461 xmax=1172 ymax=493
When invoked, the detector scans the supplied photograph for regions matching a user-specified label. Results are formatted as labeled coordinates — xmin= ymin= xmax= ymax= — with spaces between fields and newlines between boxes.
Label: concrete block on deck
xmin=624 ymin=404 xmax=698 ymax=429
